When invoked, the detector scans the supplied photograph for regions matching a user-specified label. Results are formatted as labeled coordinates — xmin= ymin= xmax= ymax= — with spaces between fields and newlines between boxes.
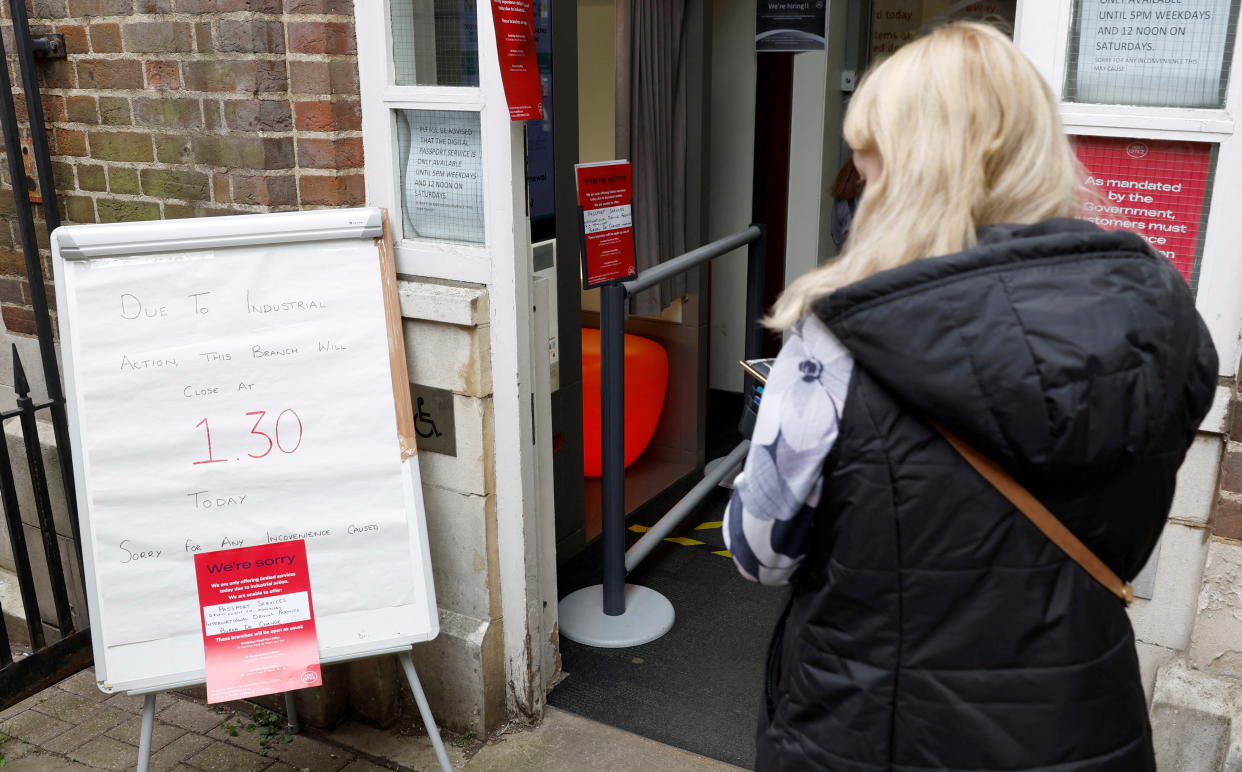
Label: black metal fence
xmin=0 ymin=0 xmax=91 ymax=707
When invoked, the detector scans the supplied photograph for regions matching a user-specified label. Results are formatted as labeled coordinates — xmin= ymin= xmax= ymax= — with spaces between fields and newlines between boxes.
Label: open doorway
xmin=537 ymin=1 xmax=1017 ymax=768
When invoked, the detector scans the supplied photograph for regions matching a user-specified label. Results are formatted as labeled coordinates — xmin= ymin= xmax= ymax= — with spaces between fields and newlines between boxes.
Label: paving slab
xmin=67 ymin=735 xmax=138 ymax=771
xmin=3 ymin=751 xmax=90 ymax=771
xmin=323 ymin=719 xmax=467 ymax=770
xmin=54 ymin=670 xmax=110 ymax=702
xmin=147 ymin=732 xmax=214 ymax=772
xmin=104 ymin=717 xmax=186 ymax=753
xmin=158 ymin=698 xmax=229 ymax=733
xmin=35 ymin=690 xmax=106 ymax=725
xmin=463 ymin=708 xmax=742 ymax=772
xmin=183 ymin=739 xmax=273 ymax=772
xmin=0 ymin=708 xmax=72 ymax=745
xmin=40 ymin=705 xmax=130 ymax=754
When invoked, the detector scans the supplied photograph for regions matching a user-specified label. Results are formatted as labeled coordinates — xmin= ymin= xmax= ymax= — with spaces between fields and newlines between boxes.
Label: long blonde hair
xmin=768 ymin=22 xmax=1082 ymax=328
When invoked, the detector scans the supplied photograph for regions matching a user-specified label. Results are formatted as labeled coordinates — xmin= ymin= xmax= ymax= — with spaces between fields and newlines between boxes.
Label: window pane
xmin=391 ymin=0 xmax=481 ymax=87
xmin=870 ymin=1 xmax=1015 ymax=60
xmin=1065 ymin=0 xmax=1239 ymax=107
xmin=1074 ymin=136 xmax=1216 ymax=290
xmin=397 ymin=110 xmax=485 ymax=244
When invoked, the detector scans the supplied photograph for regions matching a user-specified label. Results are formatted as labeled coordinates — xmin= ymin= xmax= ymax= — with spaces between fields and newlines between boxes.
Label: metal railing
xmin=0 ymin=0 xmax=91 ymax=704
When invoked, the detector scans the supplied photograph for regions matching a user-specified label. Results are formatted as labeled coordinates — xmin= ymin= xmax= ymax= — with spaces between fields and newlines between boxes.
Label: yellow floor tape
xmin=625 ymin=522 xmax=731 ymax=558
xmin=664 ymin=537 xmax=705 ymax=547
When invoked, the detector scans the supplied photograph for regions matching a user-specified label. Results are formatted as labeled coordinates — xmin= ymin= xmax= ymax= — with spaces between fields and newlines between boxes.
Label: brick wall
xmin=0 ymin=0 xmax=363 ymax=338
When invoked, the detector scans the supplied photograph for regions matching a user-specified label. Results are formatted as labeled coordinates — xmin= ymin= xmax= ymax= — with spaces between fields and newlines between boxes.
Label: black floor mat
xmin=550 ymin=484 xmax=790 ymax=770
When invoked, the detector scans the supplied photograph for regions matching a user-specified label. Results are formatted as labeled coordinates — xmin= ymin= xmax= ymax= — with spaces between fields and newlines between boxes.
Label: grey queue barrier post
xmin=559 ymin=226 xmax=766 ymax=648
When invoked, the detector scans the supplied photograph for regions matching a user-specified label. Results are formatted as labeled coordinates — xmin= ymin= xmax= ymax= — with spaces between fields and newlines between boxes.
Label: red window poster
xmin=1074 ymin=136 xmax=1214 ymax=284
xmin=194 ymin=541 xmax=321 ymax=704
xmin=490 ymin=0 xmax=544 ymax=121
xmin=575 ymin=161 xmax=637 ymax=289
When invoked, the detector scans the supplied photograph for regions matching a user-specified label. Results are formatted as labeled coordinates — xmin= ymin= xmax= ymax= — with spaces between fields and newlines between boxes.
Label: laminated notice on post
xmin=575 ymin=160 xmax=637 ymax=289
xmin=194 ymin=541 xmax=321 ymax=704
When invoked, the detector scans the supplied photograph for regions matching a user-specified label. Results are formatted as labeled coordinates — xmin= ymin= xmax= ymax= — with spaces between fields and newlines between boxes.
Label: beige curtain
xmin=616 ymin=0 xmax=688 ymax=316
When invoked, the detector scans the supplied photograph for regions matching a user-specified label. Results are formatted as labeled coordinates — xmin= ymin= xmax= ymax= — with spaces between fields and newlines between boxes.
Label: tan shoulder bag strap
xmin=932 ymin=423 xmax=1134 ymax=606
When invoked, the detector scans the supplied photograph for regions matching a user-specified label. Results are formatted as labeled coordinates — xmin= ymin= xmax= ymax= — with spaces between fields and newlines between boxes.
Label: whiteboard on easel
xmin=51 ymin=208 xmax=438 ymax=695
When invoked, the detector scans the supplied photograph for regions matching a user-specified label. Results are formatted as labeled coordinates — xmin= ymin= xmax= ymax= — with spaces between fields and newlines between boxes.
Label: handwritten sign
xmin=62 ymin=239 xmax=417 ymax=658
xmin=195 ymin=541 xmax=321 ymax=704
xmin=575 ymin=161 xmax=637 ymax=289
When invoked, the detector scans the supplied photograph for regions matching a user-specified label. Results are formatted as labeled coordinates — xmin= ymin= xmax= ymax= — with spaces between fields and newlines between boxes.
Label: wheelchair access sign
xmin=409 ymin=383 xmax=456 ymax=457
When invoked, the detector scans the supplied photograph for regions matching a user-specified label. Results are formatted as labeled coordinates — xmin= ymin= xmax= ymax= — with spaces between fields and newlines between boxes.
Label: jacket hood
xmin=814 ymin=218 xmax=1218 ymax=484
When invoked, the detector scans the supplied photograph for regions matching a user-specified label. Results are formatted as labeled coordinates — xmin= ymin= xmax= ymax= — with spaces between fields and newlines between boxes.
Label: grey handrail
xmin=621 ymin=225 xmax=764 ymax=294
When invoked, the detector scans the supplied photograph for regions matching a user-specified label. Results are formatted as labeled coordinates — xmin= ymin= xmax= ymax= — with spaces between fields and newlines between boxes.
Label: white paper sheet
xmin=67 ymin=240 xmax=415 ymax=647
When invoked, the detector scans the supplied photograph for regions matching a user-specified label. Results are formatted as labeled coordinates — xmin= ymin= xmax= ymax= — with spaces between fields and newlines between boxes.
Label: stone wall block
xmin=403 ymin=318 xmax=492 ymax=398
xmin=1151 ymin=659 xmax=1242 ymax=769
xmin=1150 ymin=703 xmax=1230 ymax=772
xmin=405 ymin=608 xmax=506 ymax=735
xmin=1129 ymin=521 xmax=1211 ymax=651
xmin=1136 ymin=641 xmax=1178 ymax=706
xmin=1188 ymin=538 xmax=1242 ymax=677
xmin=419 ymin=395 xmax=493 ymax=497
xmin=420 ymin=484 xmax=495 ymax=622
xmin=344 ymin=656 xmax=401 ymax=728
xmin=1170 ymin=434 xmax=1224 ymax=526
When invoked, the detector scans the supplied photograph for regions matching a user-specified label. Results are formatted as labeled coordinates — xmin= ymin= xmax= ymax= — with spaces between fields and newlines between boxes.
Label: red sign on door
xmin=575 ymin=161 xmax=637 ymax=288
xmin=490 ymin=0 xmax=544 ymax=121
xmin=1074 ymin=136 xmax=1214 ymax=284
xmin=194 ymin=541 xmax=321 ymax=704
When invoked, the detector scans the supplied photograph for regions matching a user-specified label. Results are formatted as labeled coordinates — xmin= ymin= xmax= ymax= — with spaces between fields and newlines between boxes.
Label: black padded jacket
xmin=755 ymin=219 xmax=1218 ymax=771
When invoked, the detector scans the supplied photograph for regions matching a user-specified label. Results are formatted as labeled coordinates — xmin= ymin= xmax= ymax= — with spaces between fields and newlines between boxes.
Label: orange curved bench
xmin=580 ymin=328 xmax=669 ymax=477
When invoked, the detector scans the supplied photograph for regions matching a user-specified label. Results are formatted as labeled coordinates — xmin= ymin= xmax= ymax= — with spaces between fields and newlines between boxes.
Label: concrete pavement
xmin=0 ymin=667 xmax=741 ymax=771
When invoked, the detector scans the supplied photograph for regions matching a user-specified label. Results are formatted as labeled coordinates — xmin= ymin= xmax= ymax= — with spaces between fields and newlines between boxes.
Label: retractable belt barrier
xmin=559 ymin=225 xmax=767 ymax=648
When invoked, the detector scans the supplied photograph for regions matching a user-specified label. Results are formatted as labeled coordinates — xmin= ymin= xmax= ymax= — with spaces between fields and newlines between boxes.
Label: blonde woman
xmin=723 ymin=22 xmax=1217 ymax=771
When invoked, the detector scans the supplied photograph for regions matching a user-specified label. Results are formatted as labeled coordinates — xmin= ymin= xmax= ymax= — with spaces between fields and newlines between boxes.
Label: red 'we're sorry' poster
xmin=194 ymin=541 xmax=321 ymax=704
xmin=575 ymin=160 xmax=637 ymax=289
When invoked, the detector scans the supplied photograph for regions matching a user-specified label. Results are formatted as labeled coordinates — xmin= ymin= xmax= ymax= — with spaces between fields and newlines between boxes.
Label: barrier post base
xmin=558 ymin=584 xmax=674 ymax=648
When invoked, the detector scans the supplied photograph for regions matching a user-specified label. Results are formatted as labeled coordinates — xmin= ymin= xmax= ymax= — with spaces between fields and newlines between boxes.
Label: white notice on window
xmin=402 ymin=110 xmax=485 ymax=243
xmin=583 ymin=204 xmax=632 ymax=235
xmin=1072 ymin=0 xmax=1233 ymax=108
xmin=203 ymin=591 xmax=312 ymax=636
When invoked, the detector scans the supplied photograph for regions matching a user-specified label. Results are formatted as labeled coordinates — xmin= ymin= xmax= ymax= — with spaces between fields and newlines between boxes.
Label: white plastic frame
xmin=353 ymin=0 xmax=557 ymax=717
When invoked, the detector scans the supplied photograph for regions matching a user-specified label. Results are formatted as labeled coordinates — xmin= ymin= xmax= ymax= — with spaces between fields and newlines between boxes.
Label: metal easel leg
xmin=135 ymin=693 xmax=157 ymax=772
xmin=283 ymin=691 xmax=300 ymax=734
xmin=398 ymin=650 xmax=451 ymax=772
